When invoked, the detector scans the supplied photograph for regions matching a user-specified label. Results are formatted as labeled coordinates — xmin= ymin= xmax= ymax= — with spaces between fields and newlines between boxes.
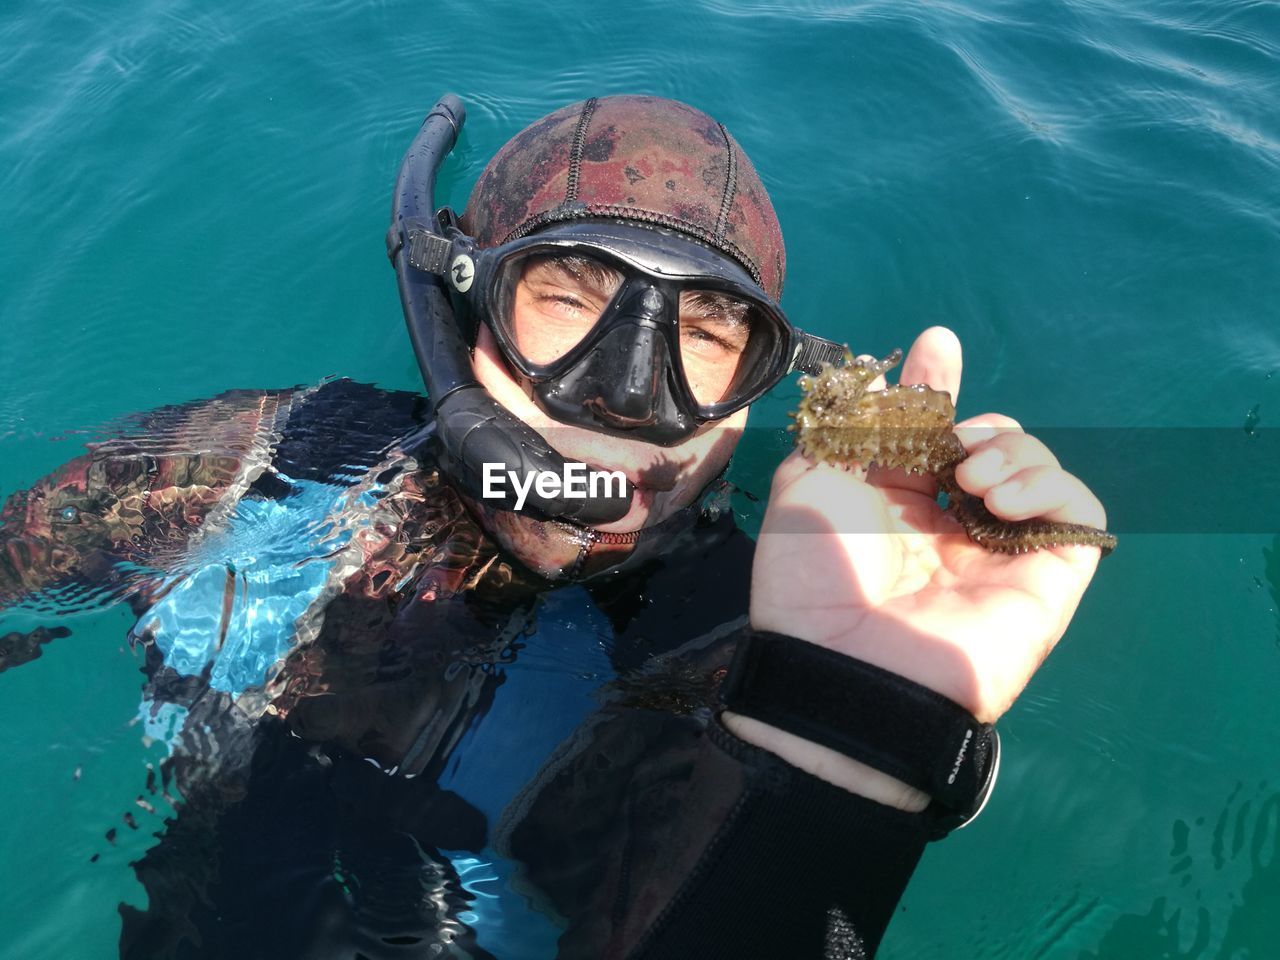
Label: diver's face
xmin=507 ymin=256 xmax=755 ymax=409
xmin=472 ymin=259 xmax=748 ymax=535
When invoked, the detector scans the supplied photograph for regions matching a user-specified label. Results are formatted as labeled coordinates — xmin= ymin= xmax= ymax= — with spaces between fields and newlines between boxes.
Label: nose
xmin=584 ymin=287 xmax=667 ymax=428
xmin=534 ymin=284 xmax=697 ymax=445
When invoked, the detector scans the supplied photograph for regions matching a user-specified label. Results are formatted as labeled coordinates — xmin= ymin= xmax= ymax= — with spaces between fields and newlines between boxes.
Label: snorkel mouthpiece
xmin=389 ymin=95 xmax=633 ymax=525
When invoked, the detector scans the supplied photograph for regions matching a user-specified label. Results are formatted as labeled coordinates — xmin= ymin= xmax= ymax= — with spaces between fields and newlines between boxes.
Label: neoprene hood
xmin=460 ymin=96 xmax=787 ymax=301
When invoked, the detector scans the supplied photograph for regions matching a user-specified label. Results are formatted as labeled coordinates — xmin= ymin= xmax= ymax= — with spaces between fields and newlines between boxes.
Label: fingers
xmin=771 ymin=448 xmax=824 ymax=495
xmin=850 ymin=355 xmax=888 ymax=393
xmin=954 ymin=427 xmax=1058 ymax=496
xmin=982 ymin=465 xmax=1108 ymax=529
xmin=899 ymin=326 xmax=962 ymax=406
xmin=954 ymin=412 xmax=1022 ymax=451
xmin=955 ymin=428 xmax=1107 ymax=530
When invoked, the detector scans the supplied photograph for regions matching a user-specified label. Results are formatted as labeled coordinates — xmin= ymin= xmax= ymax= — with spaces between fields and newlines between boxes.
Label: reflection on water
xmin=1080 ymin=783 xmax=1280 ymax=959
xmin=0 ymin=390 xmax=292 ymax=622
xmin=132 ymin=477 xmax=380 ymax=694
xmin=1264 ymin=534 xmax=1280 ymax=649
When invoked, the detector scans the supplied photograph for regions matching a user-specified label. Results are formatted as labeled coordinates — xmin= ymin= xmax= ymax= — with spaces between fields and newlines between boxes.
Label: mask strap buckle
xmin=386 ymin=207 xmax=465 ymax=274
xmin=792 ymin=333 xmax=847 ymax=375
xmin=406 ymin=231 xmax=454 ymax=275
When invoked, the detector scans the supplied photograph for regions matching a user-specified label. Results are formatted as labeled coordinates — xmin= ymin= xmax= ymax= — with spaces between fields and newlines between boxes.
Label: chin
xmin=587 ymin=486 xmax=662 ymax=535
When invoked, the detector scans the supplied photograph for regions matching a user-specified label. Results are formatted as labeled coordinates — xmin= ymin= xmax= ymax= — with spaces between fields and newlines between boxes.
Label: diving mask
xmin=410 ymin=219 xmax=844 ymax=446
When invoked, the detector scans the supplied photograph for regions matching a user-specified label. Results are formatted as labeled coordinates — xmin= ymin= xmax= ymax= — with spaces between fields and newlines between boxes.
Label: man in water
xmin=0 ymin=96 xmax=1107 ymax=958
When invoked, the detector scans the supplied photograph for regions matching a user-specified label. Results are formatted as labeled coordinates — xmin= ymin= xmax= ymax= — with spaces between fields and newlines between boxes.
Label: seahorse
xmin=791 ymin=349 xmax=1116 ymax=557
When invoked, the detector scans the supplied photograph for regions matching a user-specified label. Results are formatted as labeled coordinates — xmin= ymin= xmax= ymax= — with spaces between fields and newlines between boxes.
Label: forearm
xmin=627 ymin=716 xmax=931 ymax=960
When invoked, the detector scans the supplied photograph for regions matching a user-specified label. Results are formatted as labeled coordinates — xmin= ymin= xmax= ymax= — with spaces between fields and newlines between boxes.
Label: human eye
xmin=522 ymin=256 xmax=618 ymax=322
xmin=681 ymin=330 xmax=744 ymax=375
xmin=680 ymin=323 xmax=736 ymax=353
xmin=534 ymin=289 xmax=593 ymax=318
xmin=678 ymin=292 xmax=753 ymax=353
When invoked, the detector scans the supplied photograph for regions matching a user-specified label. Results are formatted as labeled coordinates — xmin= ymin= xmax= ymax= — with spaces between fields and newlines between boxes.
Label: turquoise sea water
xmin=2 ymin=0 xmax=1279 ymax=956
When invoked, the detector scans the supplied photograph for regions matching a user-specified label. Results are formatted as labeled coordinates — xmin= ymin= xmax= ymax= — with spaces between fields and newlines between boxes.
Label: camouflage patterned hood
xmin=459 ymin=95 xmax=786 ymax=300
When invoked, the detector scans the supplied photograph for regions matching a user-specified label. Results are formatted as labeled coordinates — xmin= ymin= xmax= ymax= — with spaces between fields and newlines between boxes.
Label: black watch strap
xmin=720 ymin=629 xmax=1000 ymax=837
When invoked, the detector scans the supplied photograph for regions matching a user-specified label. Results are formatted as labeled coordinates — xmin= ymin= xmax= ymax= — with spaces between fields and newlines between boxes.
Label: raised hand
xmin=749 ymin=326 xmax=1107 ymax=724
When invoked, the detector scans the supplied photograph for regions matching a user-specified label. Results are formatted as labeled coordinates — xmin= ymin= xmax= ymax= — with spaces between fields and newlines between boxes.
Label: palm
xmin=750 ymin=328 xmax=1104 ymax=723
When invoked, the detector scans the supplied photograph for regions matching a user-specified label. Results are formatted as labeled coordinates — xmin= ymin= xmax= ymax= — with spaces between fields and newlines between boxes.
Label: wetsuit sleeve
xmin=624 ymin=716 xmax=931 ymax=960
xmin=496 ymin=627 xmax=932 ymax=957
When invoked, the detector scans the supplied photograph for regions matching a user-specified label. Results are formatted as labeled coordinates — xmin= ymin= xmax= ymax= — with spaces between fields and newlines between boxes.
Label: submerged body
xmin=2 ymin=382 xmax=915 ymax=960
xmin=793 ymin=350 xmax=1117 ymax=557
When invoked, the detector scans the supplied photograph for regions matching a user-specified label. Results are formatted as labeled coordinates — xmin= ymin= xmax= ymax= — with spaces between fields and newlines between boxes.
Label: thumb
xmin=866 ymin=326 xmax=964 ymax=496
xmin=898 ymin=326 xmax=963 ymax=405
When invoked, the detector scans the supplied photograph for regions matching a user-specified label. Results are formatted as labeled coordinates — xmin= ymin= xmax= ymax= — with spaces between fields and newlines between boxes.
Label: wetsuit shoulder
xmin=269 ymin=380 xmax=431 ymax=485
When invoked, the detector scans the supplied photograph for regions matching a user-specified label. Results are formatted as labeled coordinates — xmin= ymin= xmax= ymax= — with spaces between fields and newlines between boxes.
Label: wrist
xmin=751 ymin=613 xmax=989 ymax=723
xmin=721 ymin=710 xmax=932 ymax=812
xmin=720 ymin=629 xmax=1000 ymax=837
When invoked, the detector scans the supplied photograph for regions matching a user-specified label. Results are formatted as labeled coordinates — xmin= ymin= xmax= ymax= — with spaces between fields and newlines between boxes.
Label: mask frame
xmin=410 ymin=219 xmax=846 ymax=445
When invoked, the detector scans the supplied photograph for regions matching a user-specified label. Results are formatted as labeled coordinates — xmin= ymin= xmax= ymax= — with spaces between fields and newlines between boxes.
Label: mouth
xmin=587 ymin=485 xmax=660 ymax=535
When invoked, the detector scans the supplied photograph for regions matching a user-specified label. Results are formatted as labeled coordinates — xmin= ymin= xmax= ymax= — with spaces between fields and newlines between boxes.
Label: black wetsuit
xmin=1 ymin=380 xmax=932 ymax=960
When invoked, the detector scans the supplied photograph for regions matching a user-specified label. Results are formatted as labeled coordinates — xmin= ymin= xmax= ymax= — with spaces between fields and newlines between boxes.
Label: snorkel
xmin=387 ymin=95 xmax=634 ymax=525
